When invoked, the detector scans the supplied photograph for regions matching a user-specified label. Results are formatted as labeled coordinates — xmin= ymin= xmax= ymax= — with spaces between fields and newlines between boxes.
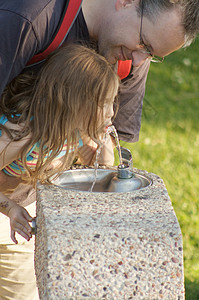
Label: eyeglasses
xmin=139 ymin=0 xmax=164 ymax=63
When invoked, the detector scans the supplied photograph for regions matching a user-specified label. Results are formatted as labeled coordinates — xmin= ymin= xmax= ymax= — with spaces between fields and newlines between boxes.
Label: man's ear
xmin=115 ymin=0 xmax=135 ymax=11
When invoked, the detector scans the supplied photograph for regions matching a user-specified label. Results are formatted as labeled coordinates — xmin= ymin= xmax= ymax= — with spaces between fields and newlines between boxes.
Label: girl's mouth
xmin=104 ymin=124 xmax=112 ymax=133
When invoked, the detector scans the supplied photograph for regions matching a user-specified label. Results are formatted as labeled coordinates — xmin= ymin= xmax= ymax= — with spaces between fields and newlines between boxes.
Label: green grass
xmin=117 ymin=38 xmax=199 ymax=299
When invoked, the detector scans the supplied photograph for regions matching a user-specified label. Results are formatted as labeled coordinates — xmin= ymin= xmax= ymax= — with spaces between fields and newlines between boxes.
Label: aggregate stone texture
xmin=35 ymin=168 xmax=185 ymax=300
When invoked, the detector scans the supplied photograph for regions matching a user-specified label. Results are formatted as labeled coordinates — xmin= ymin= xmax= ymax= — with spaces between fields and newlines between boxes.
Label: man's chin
xmin=99 ymin=49 xmax=117 ymax=65
xmin=104 ymin=53 xmax=117 ymax=65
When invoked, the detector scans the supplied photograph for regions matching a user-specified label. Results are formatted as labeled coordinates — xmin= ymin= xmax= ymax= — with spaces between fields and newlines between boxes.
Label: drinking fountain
xmin=53 ymin=147 xmax=152 ymax=193
xmin=35 ymin=127 xmax=185 ymax=299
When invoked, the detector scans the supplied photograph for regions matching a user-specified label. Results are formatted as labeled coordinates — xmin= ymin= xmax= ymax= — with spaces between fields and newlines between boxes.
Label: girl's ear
xmin=115 ymin=0 xmax=135 ymax=11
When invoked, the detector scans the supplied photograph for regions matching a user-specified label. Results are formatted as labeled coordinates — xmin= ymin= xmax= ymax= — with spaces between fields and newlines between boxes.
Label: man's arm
xmin=0 ymin=10 xmax=37 ymax=97
xmin=0 ymin=0 xmax=65 ymax=97
xmin=113 ymin=59 xmax=151 ymax=143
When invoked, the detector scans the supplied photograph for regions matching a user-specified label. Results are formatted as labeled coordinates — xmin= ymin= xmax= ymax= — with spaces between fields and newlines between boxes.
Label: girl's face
xmin=98 ymin=101 xmax=114 ymax=133
xmin=78 ymin=81 xmax=118 ymax=138
xmin=97 ymin=82 xmax=118 ymax=134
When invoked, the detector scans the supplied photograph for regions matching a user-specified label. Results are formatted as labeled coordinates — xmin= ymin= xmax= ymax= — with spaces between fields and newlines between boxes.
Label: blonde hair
xmin=0 ymin=44 xmax=119 ymax=185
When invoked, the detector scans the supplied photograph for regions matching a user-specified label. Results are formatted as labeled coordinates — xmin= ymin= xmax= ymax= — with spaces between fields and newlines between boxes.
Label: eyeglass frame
xmin=139 ymin=0 xmax=164 ymax=63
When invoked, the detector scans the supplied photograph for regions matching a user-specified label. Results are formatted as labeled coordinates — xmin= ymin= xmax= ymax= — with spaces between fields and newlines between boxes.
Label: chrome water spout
xmin=120 ymin=147 xmax=133 ymax=167
xmin=117 ymin=164 xmax=133 ymax=179
xmin=107 ymin=125 xmax=133 ymax=179
xmin=117 ymin=147 xmax=133 ymax=179
xmin=107 ymin=146 xmax=138 ymax=192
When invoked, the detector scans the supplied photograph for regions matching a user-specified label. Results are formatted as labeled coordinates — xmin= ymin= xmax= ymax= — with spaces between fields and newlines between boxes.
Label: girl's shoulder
xmin=0 ymin=114 xmax=8 ymax=127
xmin=0 ymin=114 xmax=25 ymax=137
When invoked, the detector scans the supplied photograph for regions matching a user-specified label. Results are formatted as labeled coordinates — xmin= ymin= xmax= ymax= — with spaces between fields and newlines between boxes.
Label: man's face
xmin=96 ymin=0 xmax=185 ymax=66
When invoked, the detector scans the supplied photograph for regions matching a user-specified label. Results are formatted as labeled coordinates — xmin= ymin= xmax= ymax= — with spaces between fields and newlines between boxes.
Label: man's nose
xmin=132 ymin=51 xmax=149 ymax=67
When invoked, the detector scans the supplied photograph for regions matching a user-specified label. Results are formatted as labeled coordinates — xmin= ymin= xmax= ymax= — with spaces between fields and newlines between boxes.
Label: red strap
xmin=27 ymin=0 xmax=131 ymax=80
xmin=117 ymin=60 xmax=132 ymax=80
xmin=27 ymin=0 xmax=82 ymax=66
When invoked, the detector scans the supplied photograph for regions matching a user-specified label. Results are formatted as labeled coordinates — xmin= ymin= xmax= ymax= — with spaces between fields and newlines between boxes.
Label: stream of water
xmin=89 ymin=125 xmax=122 ymax=192
xmin=107 ymin=125 xmax=123 ymax=165
xmin=88 ymin=142 xmax=103 ymax=192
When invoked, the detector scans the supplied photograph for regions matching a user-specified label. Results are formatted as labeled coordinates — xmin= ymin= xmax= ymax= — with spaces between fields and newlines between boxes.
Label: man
xmin=0 ymin=0 xmax=199 ymax=299
xmin=0 ymin=0 xmax=198 ymax=143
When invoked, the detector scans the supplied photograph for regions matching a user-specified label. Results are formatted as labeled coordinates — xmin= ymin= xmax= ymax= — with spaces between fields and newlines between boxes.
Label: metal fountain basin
xmin=52 ymin=168 xmax=152 ymax=193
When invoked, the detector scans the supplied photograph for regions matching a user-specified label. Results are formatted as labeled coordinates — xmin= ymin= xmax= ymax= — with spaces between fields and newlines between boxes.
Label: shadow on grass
xmin=185 ymin=278 xmax=199 ymax=300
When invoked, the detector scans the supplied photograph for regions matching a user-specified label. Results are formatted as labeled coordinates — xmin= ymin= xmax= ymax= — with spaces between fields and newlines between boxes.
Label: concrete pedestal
xmin=35 ymin=168 xmax=185 ymax=299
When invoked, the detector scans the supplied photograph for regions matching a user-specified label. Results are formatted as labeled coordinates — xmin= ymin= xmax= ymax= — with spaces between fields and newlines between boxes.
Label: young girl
xmin=0 ymin=44 xmax=119 ymax=299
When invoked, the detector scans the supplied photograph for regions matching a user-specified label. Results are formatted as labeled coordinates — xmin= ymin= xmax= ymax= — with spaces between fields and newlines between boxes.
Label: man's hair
xmin=138 ymin=0 xmax=199 ymax=46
